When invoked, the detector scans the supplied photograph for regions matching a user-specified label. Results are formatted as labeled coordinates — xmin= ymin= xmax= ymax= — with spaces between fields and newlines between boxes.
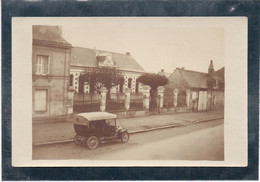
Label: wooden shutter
xmin=34 ymin=90 xmax=47 ymax=111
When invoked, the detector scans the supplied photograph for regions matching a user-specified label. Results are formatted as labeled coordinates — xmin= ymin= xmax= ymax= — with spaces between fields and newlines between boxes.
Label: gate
xmin=198 ymin=91 xmax=207 ymax=111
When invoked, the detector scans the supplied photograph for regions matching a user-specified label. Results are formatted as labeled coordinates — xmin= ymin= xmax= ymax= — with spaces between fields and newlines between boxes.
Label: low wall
xmin=114 ymin=110 xmax=147 ymax=118
xmin=35 ymin=103 xmax=221 ymax=123
xmin=161 ymin=106 xmax=189 ymax=114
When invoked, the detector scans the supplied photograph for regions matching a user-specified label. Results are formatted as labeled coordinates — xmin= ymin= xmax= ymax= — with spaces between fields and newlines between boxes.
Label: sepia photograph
xmin=12 ymin=17 xmax=247 ymax=167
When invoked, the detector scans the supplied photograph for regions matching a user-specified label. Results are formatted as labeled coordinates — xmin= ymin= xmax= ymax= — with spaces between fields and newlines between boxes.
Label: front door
xmin=198 ymin=91 xmax=207 ymax=111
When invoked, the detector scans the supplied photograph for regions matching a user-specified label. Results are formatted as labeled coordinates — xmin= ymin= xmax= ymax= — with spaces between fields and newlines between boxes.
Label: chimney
xmin=181 ymin=67 xmax=185 ymax=70
xmin=208 ymin=60 xmax=214 ymax=75
xmin=126 ymin=52 xmax=130 ymax=56
xmin=161 ymin=69 xmax=164 ymax=73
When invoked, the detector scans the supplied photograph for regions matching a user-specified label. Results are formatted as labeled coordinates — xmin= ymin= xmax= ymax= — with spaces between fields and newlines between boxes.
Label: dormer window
xmin=36 ymin=55 xmax=50 ymax=75
xmin=97 ymin=53 xmax=115 ymax=67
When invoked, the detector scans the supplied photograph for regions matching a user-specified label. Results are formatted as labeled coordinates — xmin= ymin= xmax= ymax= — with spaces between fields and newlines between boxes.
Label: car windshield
xmin=106 ymin=119 xmax=116 ymax=126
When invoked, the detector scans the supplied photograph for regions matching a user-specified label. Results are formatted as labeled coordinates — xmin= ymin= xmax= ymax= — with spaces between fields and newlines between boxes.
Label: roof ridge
xmin=72 ymin=46 xmax=131 ymax=56
xmin=176 ymin=67 xmax=208 ymax=75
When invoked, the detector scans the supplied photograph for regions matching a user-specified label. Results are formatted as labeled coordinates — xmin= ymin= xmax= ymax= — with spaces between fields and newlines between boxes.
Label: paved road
xmin=33 ymin=118 xmax=224 ymax=160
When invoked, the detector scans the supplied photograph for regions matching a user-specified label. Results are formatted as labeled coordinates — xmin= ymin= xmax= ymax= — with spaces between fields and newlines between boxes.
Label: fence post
xmin=100 ymin=87 xmax=108 ymax=112
xmin=157 ymin=86 xmax=165 ymax=112
xmin=124 ymin=88 xmax=131 ymax=111
xmin=67 ymin=87 xmax=74 ymax=116
xmin=186 ymin=89 xmax=191 ymax=109
xmin=142 ymin=85 xmax=151 ymax=111
xmin=173 ymin=88 xmax=179 ymax=107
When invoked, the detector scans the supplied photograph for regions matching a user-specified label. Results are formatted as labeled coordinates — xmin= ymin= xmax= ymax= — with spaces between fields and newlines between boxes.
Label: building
xmin=164 ymin=60 xmax=224 ymax=111
xmin=69 ymin=47 xmax=145 ymax=95
xmin=32 ymin=25 xmax=72 ymax=119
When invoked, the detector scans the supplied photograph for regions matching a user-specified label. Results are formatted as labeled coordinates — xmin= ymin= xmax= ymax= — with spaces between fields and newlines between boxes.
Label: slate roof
xmin=167 ymin=67 xmax=225 ymax=90
xmin=177 ymin=68 xmax=210 ymax=89
xmin=33 ymin=25 xmax=71 ymax=48
xmin=70 ymin=47 xmax=145 ymax=73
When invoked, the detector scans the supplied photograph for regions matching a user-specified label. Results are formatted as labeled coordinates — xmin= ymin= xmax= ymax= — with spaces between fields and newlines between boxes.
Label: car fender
xmin=119 ymin=128 xmax=128 ymax=134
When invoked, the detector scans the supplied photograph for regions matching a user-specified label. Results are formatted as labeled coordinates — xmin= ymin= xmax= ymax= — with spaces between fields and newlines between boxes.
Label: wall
xmin=32 ymin=45 xmax=71 ymax=118
xmin=122 ymin=72 xmax=143 ymax=93
xmin=163 ymin=69 xmax=189 ymax=107
xmin=211 ymin=90 xmax=225 ymax=109
xmin=70 ymin=68 xmax=144 ymax=94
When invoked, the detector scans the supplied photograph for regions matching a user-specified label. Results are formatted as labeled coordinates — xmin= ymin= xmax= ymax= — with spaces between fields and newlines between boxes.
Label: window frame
xmin=35 ymin=54 xmax=50 ymax=75
xmin=33 ymin=50 xmax=53 ymax=76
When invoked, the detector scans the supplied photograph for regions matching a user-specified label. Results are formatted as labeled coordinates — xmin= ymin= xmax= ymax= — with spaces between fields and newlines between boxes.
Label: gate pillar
xmin=100 ymin=87 xmax=108 ymax=112
xmin=142 ymin=85 xmax=151 ymax=110
xmin=157 ymin=86 xmax=165 ymax=110
xmin=124 ymin=88 xmax=131 ymax=111
xmin=173 ymin=89 xmax=179 ymax=107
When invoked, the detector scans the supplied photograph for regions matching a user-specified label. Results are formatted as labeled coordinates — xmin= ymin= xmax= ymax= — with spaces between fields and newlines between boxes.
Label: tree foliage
xmin=207 ymin=77 xmax=216 ymax=89
xmin=137 ymin=73 xmax=169 ymax=112
xmin=78 ymin=67 xmax=124 ymax=94
xmin=137 ymin=73 xmax=169 ymax=89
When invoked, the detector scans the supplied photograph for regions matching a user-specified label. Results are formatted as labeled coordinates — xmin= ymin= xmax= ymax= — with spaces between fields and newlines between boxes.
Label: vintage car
xmin=72 ymin=112 xmax=129 ymax=149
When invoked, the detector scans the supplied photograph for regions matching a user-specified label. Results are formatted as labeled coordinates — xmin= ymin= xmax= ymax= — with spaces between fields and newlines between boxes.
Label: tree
xmin=79 ymin=67 xmax=124 ymax=96
xmin=206 ymin=77 xmax=216 ymax=89
xmin=137 ymin=73 xmax=169 ymax=111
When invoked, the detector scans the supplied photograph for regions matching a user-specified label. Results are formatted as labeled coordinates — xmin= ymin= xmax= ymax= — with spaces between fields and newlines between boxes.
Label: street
xmin=33 ymin=118 xmax=224 ymax=160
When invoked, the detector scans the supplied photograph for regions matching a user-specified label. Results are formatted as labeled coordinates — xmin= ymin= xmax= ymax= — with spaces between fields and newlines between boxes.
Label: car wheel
xmin=74 ymin=134 xmax=81 ymax=146
xmin=86 ymin=136 xmax=99 ymax=150
xmin=120 ymin=131 xmax=129 ymax=143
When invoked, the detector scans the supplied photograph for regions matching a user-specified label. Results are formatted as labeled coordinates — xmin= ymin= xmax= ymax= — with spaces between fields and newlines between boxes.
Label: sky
xmin=60 ymin=18 xmax=224 ymax=74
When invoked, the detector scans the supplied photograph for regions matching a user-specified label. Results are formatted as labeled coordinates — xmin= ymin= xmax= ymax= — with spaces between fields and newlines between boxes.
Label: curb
xmin=192 ymin=116 xmax=224 ymax=124
xmin=33 ymin=116 xmax=223 ymax=147
xmin=129 ymin=123 xmax=187 ymax=134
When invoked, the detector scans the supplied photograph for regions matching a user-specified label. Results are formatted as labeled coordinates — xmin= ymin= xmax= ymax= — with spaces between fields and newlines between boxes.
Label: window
xmin=119 ymin=78 xmax=124 ymax=93
xmin=34 ymin=90 xmax=47 ymax=111
xmin=135 ymin=81 xmax=139 ymax=93
xmin=128 ymin=78 xmax=132 ymax=89
xmin=36 ymin=55 xmax=50 ymax=75
xmin=69 ymin=74 xmax=74 ymax=86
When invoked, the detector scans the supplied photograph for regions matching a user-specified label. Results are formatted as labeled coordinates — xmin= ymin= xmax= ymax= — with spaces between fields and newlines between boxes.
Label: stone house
xmin=70 ymin=47 xmax=145 ymax=95
xmin=164 ymin=60 xmax=224 ymax=111
xmin=32 ymin=25 xmax=73 ymax=119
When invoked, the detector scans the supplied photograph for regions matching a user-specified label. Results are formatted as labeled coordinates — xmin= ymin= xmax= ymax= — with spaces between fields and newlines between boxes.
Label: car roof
xmin=76 ymin=112 xmax=117 ymax=121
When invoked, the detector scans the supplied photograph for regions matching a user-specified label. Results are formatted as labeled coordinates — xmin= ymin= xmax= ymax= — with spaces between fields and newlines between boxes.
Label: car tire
xmin=86 ymin=136 xmax=99 ymax=150
xmin=120 ymin=131 xmax=129 ymax=143
xmin=74 ymin=134 xmax=81 ymax=146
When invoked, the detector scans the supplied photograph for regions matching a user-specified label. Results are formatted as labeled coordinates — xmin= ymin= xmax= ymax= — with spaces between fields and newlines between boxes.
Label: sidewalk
xmin=33 ymin=111 xmax=224 ymax=146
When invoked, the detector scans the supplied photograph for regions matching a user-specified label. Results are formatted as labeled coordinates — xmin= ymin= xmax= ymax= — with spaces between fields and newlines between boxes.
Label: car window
xmin=106 ymin=119 xmax=115 ymax=126
xmin=93 ymin=120 xmax=106 ymax=128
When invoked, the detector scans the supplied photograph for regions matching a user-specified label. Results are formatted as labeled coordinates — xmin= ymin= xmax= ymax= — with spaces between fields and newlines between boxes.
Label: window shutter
xmin=35 ymin=90 xmax=47 ymax=111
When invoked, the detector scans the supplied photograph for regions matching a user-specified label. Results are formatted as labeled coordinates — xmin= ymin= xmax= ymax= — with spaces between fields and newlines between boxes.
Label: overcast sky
xmin=60 ymin=18 xmax=224 ymax=73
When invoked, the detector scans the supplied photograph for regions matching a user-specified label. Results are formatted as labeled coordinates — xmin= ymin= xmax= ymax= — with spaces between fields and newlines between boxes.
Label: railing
xmin=130 ymin=93 xmax=143 ymax=111
xmin=73 ymin=93 xmax=101 ymax=113
xmin=73 ymin=93 xmax=101 ymax=105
